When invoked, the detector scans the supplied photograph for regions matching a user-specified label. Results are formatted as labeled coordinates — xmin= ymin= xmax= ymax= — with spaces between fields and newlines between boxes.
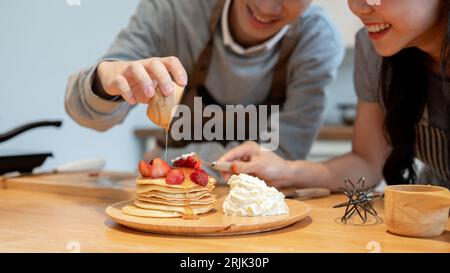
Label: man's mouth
xmin=247 ymin=5 xmax=279 ymax=26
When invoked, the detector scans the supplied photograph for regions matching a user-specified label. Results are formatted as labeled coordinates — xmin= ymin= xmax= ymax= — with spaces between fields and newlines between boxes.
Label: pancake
xmin=137 ymin=177 xmax=215 ymax=187
xmin=122 ymin=204 xmax=182 ymax=218
xmin=122 ymin=163 xmax=217 ymax=218
xmin=137 ymin=190 xmax=212 ymax=200
xmin=134 ymin=199 xmax=216 ymax=214
xmin=136 ymin=195 xmax=216 ymax=206
xmin=136 ymin=183 xmax=213 ymax=194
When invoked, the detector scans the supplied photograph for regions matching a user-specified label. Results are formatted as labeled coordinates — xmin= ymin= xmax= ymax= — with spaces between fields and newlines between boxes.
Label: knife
xmin=282 ymin=187 xmax=331 ymax=200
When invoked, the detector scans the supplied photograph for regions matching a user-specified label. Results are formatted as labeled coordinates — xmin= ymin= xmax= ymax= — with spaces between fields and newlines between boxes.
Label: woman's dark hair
xmin=380 ymin=0 xmax=450 ymax=184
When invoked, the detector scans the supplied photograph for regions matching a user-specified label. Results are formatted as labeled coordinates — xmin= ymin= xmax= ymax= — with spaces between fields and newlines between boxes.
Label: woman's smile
xmin=348 ymin=0 xmax=444 ymax=58
xmin=365 ymin=22 xmax=392 ymax=40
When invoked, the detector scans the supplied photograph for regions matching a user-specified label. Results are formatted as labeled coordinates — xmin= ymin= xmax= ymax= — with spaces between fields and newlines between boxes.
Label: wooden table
xmin=0 ymin=173 xmax=449 ymax=253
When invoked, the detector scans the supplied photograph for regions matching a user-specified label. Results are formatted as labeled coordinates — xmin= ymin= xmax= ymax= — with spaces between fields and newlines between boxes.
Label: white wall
xmin=314 ymin=1 xmax=363 ymax=124
xmin=0 ymin=0 xmax=150 ymax=172
xmin=315 ymin=0 xmax=363 ymax=48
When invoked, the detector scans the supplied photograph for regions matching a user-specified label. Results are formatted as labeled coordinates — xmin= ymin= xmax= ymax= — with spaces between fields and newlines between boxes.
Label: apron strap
xmin=266 ymin=30 xmax=299 ymax=108
xmin=159 ymin=0 xmax=301 ymax=148
xmin=189 ymin=0 xmax=226 ymax=91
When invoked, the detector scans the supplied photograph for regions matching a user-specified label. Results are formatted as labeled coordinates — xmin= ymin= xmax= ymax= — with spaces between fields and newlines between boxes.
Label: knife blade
xmin=282 ymin=187 xmax=331 ymax=200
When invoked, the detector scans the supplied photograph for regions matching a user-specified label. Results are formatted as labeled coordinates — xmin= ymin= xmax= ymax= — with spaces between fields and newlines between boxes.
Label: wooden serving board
xmin=2 ymin=172 xmax=137 ymax=200
xmin=105 ymin=196 xmax=311 ymax=236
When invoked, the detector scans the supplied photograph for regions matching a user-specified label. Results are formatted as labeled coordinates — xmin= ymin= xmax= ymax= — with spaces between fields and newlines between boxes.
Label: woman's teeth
xmin=367 ymin=23 xmax=391 ymax=33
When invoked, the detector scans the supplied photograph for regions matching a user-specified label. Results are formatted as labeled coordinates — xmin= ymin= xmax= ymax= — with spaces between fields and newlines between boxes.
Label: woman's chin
xmin=372 ymin=44 xmax=401 ymax=57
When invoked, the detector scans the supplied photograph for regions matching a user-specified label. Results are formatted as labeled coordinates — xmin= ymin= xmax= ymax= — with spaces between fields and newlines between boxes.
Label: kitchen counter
xmin=0 ymin=173 xmax=449 ymax=253
xmin=134 ymin=125 xmax=354 ymax=142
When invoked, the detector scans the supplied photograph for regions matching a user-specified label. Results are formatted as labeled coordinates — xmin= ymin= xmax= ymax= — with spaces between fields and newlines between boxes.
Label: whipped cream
xmin=222 ymin=174 xmax=289 ymax=217
xmin=171 ymin=152 xmax=196 ymax=163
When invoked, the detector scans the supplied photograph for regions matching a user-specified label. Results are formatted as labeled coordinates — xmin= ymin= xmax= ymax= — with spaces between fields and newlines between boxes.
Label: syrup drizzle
xmin=182 ymin=173 xmax=199 ymax=220
xmin=164 ymin=129 xmax=168 ymax=162
xmin=163 ymin=127 xmax=196 ymax=219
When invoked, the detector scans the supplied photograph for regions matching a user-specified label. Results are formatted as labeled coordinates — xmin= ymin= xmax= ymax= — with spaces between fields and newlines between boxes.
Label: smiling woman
xmin=219 ymin=0 xmax=450 ymax=191
xmin=348 ymin=0 xmax=450 ymax=185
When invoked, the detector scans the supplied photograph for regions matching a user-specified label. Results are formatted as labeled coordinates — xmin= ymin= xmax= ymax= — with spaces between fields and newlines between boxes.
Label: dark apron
xmin=157 ymin=0 xmax=299 ymax=148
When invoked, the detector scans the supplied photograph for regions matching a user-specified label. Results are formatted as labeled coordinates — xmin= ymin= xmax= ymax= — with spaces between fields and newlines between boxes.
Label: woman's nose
xmin=348 ymin=0 xmax=374 ymax=16
xmin=255 ymin=0 xmax=283 ymax=15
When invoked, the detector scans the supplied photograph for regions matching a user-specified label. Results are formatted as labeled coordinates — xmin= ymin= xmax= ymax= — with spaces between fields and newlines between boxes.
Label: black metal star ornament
xmin=333 ymin=177 xmax=381 ymax=224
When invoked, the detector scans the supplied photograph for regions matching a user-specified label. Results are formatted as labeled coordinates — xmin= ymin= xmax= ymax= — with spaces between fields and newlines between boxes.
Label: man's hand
xmin=94 ymin=57 xmax=188 ymax=104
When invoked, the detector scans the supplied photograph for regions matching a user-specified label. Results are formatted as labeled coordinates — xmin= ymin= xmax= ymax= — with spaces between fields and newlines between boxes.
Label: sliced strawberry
xmin=173 ymin=155 xmax=197 ymax=168
xmin=165 ymin=168 xmax=185 ymax=185
xmin=190 ymin=169 xmax=208 ymax=187
xmin=150 ymin=157 xmax=171 ymax=178
xmin=138 ymin=160 xmax=152 ymax=178
xmin=172 ymin=158 xmax=185 ymax=168
xmin=194 ymin=159 xmax=203 ymax=170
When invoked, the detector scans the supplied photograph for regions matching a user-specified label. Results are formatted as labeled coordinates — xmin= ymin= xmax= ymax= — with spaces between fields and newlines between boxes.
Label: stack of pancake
xmin=122 ymin=168 xmax=217 ymax=218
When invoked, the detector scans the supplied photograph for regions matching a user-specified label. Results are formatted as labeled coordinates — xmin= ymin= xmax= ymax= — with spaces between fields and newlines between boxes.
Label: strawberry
xmin=138 ymin=158 xmax=171 ymax=178
xmin=138 ymin=160 xmax=152 ymax=177
xmin=190 ymin=169 xmax=208 ymax=187
xmin=173 ymin=154 xmax=198 ymax=168
xmin=149 ymin=157 xmax=171 ymax=178
xmin=194 ymin=159 xmax=203 ymax=170
xmin=165 ymin=168 xmax=185 ymax=185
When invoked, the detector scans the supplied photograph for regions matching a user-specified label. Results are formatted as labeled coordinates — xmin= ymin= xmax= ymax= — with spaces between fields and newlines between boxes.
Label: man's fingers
xmin=144 ymin=59 xmax=174 ymax=96
xmin=125 ymin=63 xmax=155 ymax=103
xmin=109 ymin=75 xmax=135 ymax=105
xmin=161 ymin=56 xmax=188 ymax=87
xmin=231 ymin=161 xmax=258 ymax=175
xmin=218 ymin=141 xmax=259 ymax=162
xmin=217 ymin=148 xmax=243 ymax=163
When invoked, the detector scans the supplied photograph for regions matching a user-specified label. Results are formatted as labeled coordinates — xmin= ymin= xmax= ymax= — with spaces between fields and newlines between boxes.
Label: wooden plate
xmin=105 ymin=197 xmax=311 ymax=236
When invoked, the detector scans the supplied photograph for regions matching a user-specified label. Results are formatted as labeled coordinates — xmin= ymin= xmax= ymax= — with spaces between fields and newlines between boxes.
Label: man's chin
xmin=241 ymin=27 xmax=282 ymax=44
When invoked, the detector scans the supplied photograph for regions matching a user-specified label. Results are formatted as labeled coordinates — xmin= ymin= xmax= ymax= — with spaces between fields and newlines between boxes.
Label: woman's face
xmin=232 ymin=0 xmax=312 ymax=46
xmin=348 ymin=0 xmax=445 ymax=58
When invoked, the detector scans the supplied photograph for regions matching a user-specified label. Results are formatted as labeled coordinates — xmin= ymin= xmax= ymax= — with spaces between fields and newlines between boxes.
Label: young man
xmin=65 ymin=0 xmax=344 ymax=163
